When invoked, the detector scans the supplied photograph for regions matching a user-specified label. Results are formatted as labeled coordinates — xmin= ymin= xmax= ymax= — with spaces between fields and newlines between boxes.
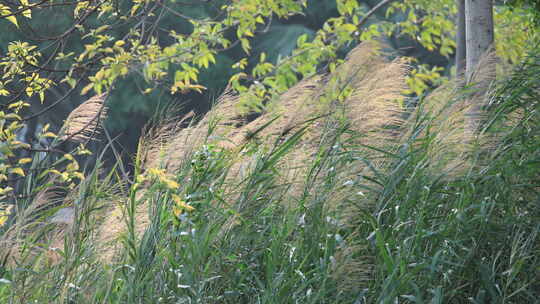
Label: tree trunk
xmin=464 ymin=0 xmax=494 ymax=138
xmin=465 ymin=0 xmax=494 ymax=80
xmin=456 ymin=0 xmax=466 ymax=81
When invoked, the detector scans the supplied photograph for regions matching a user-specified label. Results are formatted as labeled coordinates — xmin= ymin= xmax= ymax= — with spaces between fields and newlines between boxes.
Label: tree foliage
xmin=0 ymin=0 xmax=537 ymax=201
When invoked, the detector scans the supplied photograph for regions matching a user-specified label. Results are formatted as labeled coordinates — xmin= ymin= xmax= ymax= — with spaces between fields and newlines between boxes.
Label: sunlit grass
xmin=1 ymin=48 xmax=539 ymax=303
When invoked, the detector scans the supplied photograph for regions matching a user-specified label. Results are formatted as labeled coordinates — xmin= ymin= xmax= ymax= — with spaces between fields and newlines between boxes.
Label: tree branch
xmin=357 ymin=0 xmax=397 ymax=31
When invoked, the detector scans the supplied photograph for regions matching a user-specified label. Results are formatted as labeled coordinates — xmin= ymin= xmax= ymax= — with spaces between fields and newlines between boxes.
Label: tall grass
xmin=1 ymin=48 xmax=539 ymax=303
xmin=353 ymin=51 xmax=540 ymax=303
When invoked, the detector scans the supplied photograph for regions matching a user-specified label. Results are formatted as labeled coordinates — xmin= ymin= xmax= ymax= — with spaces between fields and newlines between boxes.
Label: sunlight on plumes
xmin=61 ymin=93 xmax=108 ymax=143
xmin=401 ymin=51 xmax=505 ymax=179
xmin=141 ymin=92 xmax=247 ymax=172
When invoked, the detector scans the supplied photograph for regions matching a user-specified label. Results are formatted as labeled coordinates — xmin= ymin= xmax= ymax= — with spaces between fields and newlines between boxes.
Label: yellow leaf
xmin=60 ymin=172 xmax=69 ymax=181
xmin=66 ymin=161 xmax=79 ymax=171
xmin=10 ymin=167 xmax=25 ymax=177
xmin=25 ymin=86 xmax=33 ymax=97
xmin=8 ymin=101 xmax=29 ymax=109
xmin=172 ymin=206 xmax=183 ymax=217
xmin=76 ymin=144 xmax=92 ymax=155
xmin=7 ymin=16 xmax=18 ymax=28
xmin=0 ymin=204 xmax=13 ymax=225
xmin=0 ymin=187 xmax=14 ymax=196
xmin=18 ymin=158 xmax=32 ymax=164
xmin=171 ymin=194 xmax=184 ymax=205
xmin=4 ymin=113 xmax=22 ymax=120
xmin=171 ymin=194 xmax=195 ymax=214
xmin=131 ymin=4 xmax=140 ymax=16
xmin=43 ymin=132 xmax=57 ymax=138
xmin=76 ymin=148 xmax=92 ymax=155
xmin=163 ymin=178 xmax=180 ymax=190
xmin=114 ymin=40 xmax=125 ymax=47
xmin=72 ymin=172 xmax=85 ymax=180
xmin=19 ymin=4 xmax=31 ymax=18
xmin=147 ymin=168 xmax=165 ymax=177
xmin=0 ymin=214 xmax=8 ymax=226
xmin=81 ymin=83 xmax=93 ymax=95
xmin=74 ymin=1 xmax=90 ymax=17
xmin=12 ymin=141 xmax=31 ymax=149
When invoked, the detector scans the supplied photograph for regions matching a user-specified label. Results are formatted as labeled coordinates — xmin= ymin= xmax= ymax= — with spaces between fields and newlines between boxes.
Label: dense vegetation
xmin=0 ymin=0 xmax=539 ymax=303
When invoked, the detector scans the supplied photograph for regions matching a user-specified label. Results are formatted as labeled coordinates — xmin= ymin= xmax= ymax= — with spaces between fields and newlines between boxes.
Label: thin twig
xmin=357 ymin=0 xmax=397 ymax=30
